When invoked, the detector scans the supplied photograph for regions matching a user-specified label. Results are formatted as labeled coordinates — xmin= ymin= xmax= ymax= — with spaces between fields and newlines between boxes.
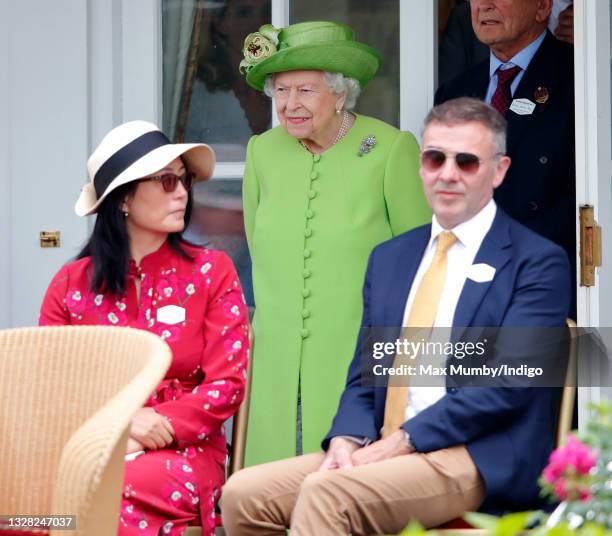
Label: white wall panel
xmin=4 ymin=1 xmax=89 ymax=327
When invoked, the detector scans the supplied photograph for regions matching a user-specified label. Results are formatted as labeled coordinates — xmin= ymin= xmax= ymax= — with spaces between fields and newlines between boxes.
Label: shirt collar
xmin=429 ymin=199 xmax=497 ymax=251
xmin=489 ymin=30 xmax=547 ymax=78
xmin=128 ymin=239 xmax=174 ymax=275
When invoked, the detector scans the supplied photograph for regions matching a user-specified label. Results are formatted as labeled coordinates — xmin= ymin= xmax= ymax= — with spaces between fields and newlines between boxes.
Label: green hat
xmin=239 ymin=21 xmax=381 ymax=92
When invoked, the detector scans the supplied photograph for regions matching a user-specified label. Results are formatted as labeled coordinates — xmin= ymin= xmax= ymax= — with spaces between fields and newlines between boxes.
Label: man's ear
xmin=493 ymin=155 xmax=511 ymax=189
xmin=536 ymin=0 xmax=553 ymax=24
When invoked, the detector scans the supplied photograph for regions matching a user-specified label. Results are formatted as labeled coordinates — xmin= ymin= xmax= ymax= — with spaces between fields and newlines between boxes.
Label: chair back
xmin=0 ymin=326 xmax=171 ymax=536
xmin=556 ymin=318 xmax=578 ymax=448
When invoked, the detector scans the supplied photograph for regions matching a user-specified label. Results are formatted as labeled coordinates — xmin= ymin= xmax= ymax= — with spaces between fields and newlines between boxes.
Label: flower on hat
xmin=239 ymin=24 xmax=280 ymax=74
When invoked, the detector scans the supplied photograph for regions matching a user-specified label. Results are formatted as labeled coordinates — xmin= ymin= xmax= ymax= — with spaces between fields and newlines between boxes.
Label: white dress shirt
xmin=402 ymin=200 xmax=497 ymax=419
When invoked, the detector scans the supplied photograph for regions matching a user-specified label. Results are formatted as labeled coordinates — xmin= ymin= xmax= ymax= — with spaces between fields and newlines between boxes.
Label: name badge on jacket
xmin=157 ymin=305 xmax=186 ymax=325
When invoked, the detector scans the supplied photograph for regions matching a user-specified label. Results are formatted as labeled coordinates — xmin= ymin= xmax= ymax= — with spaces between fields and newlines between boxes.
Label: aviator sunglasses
xmin=142 ymin=171 xmax=196 ymax=192
xmin=421 ymin=149 xmax=503 ymax=175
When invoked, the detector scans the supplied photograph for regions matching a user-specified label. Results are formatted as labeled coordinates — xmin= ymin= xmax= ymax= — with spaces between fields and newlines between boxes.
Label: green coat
xmin=243 ymin=114 xmax=431 ymax=466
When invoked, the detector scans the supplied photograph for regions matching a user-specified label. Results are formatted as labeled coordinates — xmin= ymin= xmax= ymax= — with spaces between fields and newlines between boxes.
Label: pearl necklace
xmin=299 ymin=111 xmax=352 ymax=153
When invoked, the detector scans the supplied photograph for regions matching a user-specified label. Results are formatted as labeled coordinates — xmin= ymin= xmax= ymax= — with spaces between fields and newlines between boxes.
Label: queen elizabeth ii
xmin=240 ymin=21 xmax=431 ymax=466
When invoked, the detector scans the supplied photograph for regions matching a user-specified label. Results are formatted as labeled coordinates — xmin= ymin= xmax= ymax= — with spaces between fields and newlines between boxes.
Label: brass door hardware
xmin=40 ymin=231 xmax=60 ymax=248
xmin=579 ymin=205 xmax=601 ymax=286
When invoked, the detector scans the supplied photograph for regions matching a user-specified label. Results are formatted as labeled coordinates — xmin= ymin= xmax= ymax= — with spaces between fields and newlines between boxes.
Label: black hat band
xmin=94 ymin=130 xmax=171 ymax=198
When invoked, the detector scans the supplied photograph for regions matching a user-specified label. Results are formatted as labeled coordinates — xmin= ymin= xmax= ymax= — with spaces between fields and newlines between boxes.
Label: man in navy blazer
xmin=222 ymin=98 xmax=571 ymax=535
xmin=436 ymin=0 xmax=575 ymax=315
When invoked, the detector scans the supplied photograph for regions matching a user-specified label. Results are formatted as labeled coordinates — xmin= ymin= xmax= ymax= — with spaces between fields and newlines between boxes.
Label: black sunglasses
xmin=143 ymin=171 xmax=195 ymax=192
xmin=421 ymin=149 xmax=503 ymax=175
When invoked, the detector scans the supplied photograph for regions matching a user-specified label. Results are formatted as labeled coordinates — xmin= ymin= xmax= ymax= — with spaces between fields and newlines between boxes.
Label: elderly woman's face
xmin=122 ymin=157 xmax=189 ymax=239
xmin=273 ymin=70 xmax=345 ymax=142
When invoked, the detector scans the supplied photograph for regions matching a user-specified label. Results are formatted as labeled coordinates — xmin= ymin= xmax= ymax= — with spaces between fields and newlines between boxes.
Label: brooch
xmin=358 ymin=135 xmax=376 ymax=157
xmin=534 ymin=86 xmax=549 ymax=104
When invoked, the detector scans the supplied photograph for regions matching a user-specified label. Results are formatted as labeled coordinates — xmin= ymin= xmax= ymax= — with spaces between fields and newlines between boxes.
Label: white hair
xmin=263 ymin=71 xmax=361 ymax=110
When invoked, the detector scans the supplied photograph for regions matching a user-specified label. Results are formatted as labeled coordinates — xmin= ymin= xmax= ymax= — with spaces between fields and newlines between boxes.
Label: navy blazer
xmin=324 ymin=209 xmax=571 ymax=514
xmin=435 ymin=31 xmax=575 ymax=279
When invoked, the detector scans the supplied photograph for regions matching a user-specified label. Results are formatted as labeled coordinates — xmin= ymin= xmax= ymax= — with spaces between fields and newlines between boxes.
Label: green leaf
xmin=397 ymin=521 xmax=428 ymax=535
xmin=495 ymin=512 xmax=532 ymax=535
xmin=463 ymin=512 xmax=500 ymax=531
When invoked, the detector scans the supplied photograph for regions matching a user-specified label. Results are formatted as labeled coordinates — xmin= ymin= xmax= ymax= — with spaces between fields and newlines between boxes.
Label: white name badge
xmin=467 ymin=263 xmax=496 ymax=283
xmin=156 ymin=305 xmax=186 ymax=325
xmin=509 ymin=98 xmax=536 ymax=116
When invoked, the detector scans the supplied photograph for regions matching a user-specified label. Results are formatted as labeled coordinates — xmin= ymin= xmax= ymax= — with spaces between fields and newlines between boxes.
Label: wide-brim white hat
xmin=75 ymin=120 xmax=215 ymax=216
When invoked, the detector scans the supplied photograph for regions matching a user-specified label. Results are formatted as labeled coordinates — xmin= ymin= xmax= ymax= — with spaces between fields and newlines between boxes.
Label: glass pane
xmin=437 ymin=0 xmax=488 ymax=88
xmin=185 ymin=179 xmax=254 ymax=307
xmin=290 ymin=0 xmax=400 ymax=127
xmin=161 ymin=0 xmax=272 ymax=161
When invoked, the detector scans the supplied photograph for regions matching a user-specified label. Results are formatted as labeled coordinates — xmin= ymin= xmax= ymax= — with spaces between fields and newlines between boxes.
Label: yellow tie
xmin=382 ymin=231 xmax=458 ymax=437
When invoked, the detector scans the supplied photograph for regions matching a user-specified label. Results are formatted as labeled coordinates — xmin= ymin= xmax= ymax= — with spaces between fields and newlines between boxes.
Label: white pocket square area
xmin=467 ymin=263 xmax=496 ymax=283
xmin=156 ymin=305 xmax=186 ymax=325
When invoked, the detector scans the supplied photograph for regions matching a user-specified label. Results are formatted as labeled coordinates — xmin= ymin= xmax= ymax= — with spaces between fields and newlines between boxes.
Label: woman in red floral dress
xmin=39 ymin=120 xmax=249 ymax=535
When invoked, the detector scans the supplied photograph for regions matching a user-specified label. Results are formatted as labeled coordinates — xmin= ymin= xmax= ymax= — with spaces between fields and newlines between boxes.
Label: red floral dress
xmin=39 ymin=241 xmax=249 ymax=535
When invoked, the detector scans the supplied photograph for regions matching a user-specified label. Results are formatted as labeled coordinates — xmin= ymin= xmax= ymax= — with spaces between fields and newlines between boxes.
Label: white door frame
xmin=574 ymin=0 xmax=612 ymax=420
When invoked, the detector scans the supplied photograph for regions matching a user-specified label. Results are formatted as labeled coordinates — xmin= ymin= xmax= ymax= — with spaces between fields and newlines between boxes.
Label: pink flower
xmin=65 ymin=288 xmax=87 ymax=315
xmin=553 ymin=480 xmax=568 ymax=501
xmin=156 ymin=273 xmax=179 ymax=300
xmin=546 ymin=435 xmax=597 ymax=480
xmin=222 ymin=295 xmax=245 ymax=320
xmin=541 ymin=435 xmax=596 ymax=503
xmin=156 ymin=325 xmax=181 ymax=342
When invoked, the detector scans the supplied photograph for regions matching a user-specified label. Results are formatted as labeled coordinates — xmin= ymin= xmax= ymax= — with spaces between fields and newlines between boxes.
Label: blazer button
xmin=303 ymin=249 xmax=312 ymax=258
xmin=302 ymin=268 xmax=312 ymax=278
xmin=308 ymin=190 xmax=317 ymax=199
xmin=528 ymin=201 xmax=539 ymax=211
xmin=304 ymin=228 xmax=312 ymax=237
xmin=449 ymin=387 xmax=457 ymax=394
xmin=313 ymin=154 xmax=321 ymax=163
xmin=306 ymin=209 xmax=315 ymax=219
xmin=310 ymin=171 xmax=319 ymax=180
xmin=539 ymin=156 xmax=548 ymax=164
xmin=301 ymin=309 xmax=310 ymax=318
xmin=302 ymin=288 xmax=311 ymax=297
xmin=301 ymin=328 xmax=310 ymax=338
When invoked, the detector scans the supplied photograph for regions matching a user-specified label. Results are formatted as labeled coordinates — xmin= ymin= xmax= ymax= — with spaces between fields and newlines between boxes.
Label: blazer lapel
xmin=506 ymin=31 xmax=559 ymax=153
xmin=452 ymin=210 xmax=512 ymax=339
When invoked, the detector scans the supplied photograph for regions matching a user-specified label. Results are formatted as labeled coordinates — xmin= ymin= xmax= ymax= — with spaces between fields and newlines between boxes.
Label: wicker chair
xmin=0 ymin=325 xmax=171 ymax=536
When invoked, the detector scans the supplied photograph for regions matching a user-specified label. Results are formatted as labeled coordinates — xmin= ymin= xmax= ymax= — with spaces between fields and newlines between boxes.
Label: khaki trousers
xmin=221 ymin=446 xmax=484 ymax=535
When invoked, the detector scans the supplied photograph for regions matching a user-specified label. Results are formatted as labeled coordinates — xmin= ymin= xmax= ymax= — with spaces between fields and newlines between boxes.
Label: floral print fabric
xmin=39 ymin=241 xmax=250 ymax=535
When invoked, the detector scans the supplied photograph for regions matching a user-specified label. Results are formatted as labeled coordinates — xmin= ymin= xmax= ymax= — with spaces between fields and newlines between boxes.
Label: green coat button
xmin=313 ymin=154 xmax=321 ymax=162
xmin=304 ymin=228 xmax=312 ymax=237
xmin=302 ymin=288 xmax=311 ymax=297
xmin=308 ymin=190 xmax=317 ymax=199
xmin=301 ymin=328 xmax=310 ymax=338
xmin=303 ymin=249 xmax=311 ymax=258
xmin=302 ymin=269 xmax=312 ymax=278
xmin=310 ymin=171 xmax=319 ymax=180
xmin=301 ymin=309 xmax=310 ymax=318
xmin=306 ymin=209 xmax=314 ymax=219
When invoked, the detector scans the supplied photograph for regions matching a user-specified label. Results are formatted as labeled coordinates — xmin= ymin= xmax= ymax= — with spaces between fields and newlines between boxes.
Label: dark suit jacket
xmin=439 ymin=1 xmax=489 ymax=86
xmin=435 ymin=31 xmax=575 ymax=279
xmin=323 ymin=209 xmax=571 ymax=514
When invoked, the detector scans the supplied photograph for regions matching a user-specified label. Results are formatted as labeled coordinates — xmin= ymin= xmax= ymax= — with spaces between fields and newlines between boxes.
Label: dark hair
xmin=76 ymin=180 xmax=195 ymax=296
xmin=424 ymin=97 xmax=508 ymax=154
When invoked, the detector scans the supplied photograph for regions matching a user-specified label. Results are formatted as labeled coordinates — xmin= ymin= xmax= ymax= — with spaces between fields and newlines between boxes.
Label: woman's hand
xmin=126 ymin=437 xmax=145 ymax=454
xmin=129 ymin=407 xmax=175 ymax=450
